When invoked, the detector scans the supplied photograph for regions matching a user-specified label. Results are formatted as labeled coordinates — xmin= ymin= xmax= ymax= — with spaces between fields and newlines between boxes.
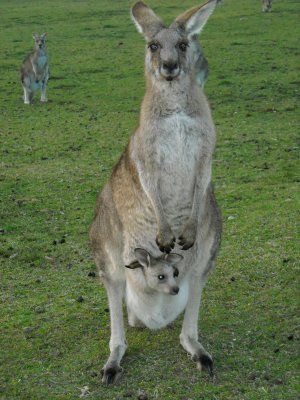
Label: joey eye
xmin=149 ymin=43 xmax=159 ymax=52
xmin=173 ymin=270 xmax=179 ymax=278
xmin=179 ymin=42 xmax=188 ymax=52
xmin=158 ymin=275 xmax=165 ymax=280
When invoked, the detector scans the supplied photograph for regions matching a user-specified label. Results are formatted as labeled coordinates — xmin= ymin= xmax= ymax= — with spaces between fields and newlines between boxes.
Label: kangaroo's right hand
xmin=156 ymin=225 xmax=176 ymax=253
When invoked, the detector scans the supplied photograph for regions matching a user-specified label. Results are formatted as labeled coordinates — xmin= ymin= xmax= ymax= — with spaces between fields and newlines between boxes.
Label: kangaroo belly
xmin=126 ymin=278 xmax=189 ymax=330
xmin=29 ymin=81 xmax=42 ymax=91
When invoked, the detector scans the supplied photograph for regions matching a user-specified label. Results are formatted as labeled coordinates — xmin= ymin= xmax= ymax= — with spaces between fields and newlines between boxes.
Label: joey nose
xmin=171 ymin=286 xmax=179 ymax=295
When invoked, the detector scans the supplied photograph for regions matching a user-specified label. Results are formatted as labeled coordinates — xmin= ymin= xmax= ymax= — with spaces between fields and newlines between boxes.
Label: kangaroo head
xmin=125 ymin=248 xmax=183 ymax=295
xmin=131 ymin=0 xmax=217 ymax=82
xmin=32 ymin=33 xmax=47 ymax=51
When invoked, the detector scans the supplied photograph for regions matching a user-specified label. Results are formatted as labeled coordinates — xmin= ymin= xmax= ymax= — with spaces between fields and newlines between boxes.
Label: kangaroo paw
xmin=178 ymin=221 xmax=196 ymax=250
xmin=178 ymin=234 xmax=195 ymax=250
xmin=156 ymin=231 xmax=175 ymax=253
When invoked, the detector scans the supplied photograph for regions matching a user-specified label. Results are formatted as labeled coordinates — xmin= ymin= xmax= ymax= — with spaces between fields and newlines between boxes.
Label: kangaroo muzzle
xmin=160 ymin=61 xmax=180 ymax=81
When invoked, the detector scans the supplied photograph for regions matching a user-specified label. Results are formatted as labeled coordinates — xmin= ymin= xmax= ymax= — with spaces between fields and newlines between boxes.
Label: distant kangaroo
xmin=90 ymin=0 xmax=222 ymax=385
xmin=262 ymin=0 xmax=273 ymax=12
xmin=21 ymin=33 xmax=49 ymax=104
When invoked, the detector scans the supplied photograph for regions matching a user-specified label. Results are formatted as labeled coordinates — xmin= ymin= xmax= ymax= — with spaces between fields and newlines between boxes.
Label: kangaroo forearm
xmin=138 ymin=173 xmax=168 ymax=229
xmin=190 ymin=164 xmax=212 ymax=222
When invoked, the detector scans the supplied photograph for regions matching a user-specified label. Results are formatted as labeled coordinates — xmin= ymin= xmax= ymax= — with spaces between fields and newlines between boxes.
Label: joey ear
xmin=125 ymin=261 xmax=143 ymax=269
xmin=133 ymin=248 xmax=151 ymax=268
xmin=131 ymin=1 xmax=166 ymax=40
xmin=171 ymin=0 xmax=217 ymax=38
xmin=164 ymin=253 xmax=183 ymax=265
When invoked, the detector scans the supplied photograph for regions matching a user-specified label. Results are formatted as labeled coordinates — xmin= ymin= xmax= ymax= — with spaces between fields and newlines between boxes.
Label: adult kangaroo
xmin=90 ymin=0 xmax=222 ymax=385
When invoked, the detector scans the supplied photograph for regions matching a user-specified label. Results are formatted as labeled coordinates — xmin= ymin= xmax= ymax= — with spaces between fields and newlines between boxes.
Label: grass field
xmin=0 ymin=0 xmax=299 ymax=399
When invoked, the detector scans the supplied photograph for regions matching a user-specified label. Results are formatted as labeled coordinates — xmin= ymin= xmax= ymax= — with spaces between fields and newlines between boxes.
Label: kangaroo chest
xmin=157 ymin=112 xmax=202 ymax=168
xmin=153 ymin=112 xmax=203 ymax=227
xmin=36 ymin=55 xmax=47 ymax=69
xmin=32 ymin=55 xmax=48 ymax=81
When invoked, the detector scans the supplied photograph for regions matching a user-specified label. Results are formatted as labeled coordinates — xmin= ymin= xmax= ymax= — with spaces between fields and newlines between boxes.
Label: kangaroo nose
xmin=171 ymin=286 xmax=179 ymax=295
xmin=162 ymin=62 xmax=178 ymax=73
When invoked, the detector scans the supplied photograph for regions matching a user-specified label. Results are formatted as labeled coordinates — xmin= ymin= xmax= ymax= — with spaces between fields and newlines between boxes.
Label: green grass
xmin=0 ymin=0 xmax=299 ymax=399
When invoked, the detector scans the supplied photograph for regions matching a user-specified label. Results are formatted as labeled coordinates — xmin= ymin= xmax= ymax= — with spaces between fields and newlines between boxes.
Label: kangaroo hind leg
xmin=101 ymin=275 xmax=127 ymax=385
xmin=23 ymin=86 xmax=32 ymax=104
xmin=180 ymin=275 xmax=214 ymax=376
xmin=41 ymin=79 xmax=48 ymax=102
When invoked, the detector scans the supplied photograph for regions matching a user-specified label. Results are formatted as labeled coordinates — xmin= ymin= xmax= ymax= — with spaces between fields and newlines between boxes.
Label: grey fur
xmin=90 ymin=0 xmax=222 ymax=385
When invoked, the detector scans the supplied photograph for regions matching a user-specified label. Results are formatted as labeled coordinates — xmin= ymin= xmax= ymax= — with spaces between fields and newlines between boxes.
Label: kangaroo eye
xmin=173 ymin=269 xmax=179 ymax=278
xmin=179 ymin=42 xmax=188 ymax=52
xmin=158 ymin=275 xmax=165 ymax=280
xmin=149 ymin=43 xmax=159 ymax=52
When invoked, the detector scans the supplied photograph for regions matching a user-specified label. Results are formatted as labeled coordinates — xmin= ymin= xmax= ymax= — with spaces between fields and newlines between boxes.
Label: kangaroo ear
xmin=164 ymin=253 xmax=183 ymax=265
xmin=32 ymin=33 xmax=38 ymax=40
xmin=133 ymin=248 xmax=151 ymax=268
xmin=41 ymin=33 xmax=47 ymax=40
xmin=131 ymin=1 xmax=166 ymax=40
xmin=171 ymin=0 xmax=217 ymax=38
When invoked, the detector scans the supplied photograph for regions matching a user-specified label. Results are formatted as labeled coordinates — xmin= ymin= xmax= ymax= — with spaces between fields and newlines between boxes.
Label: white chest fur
xmin=155 ymin=112 xmax=203 ymax=230
xmin=125 ymin=277 xmax=189 ymax=330
xmin=158 ymin=112 xmax=202 ymax=167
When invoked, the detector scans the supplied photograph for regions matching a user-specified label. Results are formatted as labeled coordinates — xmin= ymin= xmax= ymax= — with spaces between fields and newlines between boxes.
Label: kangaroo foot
xmin=101 ymin=363 xmax=123 ymax=385
xmin=193 ymin=352 xmax=214 ymax=377
xmin=180 ymin=334 xmax=214 ymax=377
